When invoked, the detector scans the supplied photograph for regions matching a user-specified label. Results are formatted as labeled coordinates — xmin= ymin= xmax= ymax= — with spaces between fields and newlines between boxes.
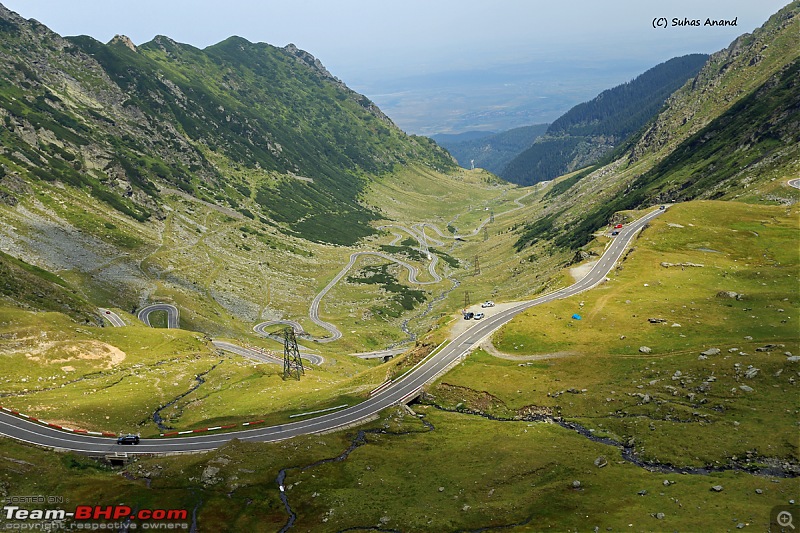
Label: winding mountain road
xmin=0 ymin=207 xmax=666 ymax=454
xmin=136 ymin=305 xmax=325 ymax=366
xmin=306 ymin=250 xmax=444 ymax=342
xmin=269 ymin=188 xmax=535 ymax=344
xmin=137 ymin=303 xmax=180 ymax=329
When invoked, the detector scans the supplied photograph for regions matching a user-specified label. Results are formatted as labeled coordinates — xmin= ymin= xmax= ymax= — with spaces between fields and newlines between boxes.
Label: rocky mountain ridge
xmin=0 ymin=3 xmax=454 ymax=246
xmin=514 ymin=1 xmax=799 ymax=250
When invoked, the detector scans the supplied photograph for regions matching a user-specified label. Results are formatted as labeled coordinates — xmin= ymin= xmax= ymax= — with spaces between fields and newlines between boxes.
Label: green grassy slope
xmin=0 ymin=250 xmax=98 ymax=323
xmin=433 ymin=200 xmax=799 ymax=470
xmin=1 ymin=397 xmax=795 ymax=531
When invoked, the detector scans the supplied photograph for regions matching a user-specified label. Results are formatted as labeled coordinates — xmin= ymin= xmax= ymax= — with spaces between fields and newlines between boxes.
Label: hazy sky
xmin=1 ymin=1 xmax=790 ymax=80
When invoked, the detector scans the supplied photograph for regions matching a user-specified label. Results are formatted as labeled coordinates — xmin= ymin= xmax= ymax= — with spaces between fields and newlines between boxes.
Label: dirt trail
xmin=480 ymin=337 xmax=575 ymax=361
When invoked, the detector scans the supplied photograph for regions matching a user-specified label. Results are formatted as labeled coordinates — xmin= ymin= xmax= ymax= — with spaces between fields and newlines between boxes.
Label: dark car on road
xmin=117 ymin=434 xmax=140 ymax=445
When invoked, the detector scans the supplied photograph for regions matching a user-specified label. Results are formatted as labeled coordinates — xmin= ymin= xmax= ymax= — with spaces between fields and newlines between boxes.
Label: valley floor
xmin=0 ymin=199 xmax=796 ymax=532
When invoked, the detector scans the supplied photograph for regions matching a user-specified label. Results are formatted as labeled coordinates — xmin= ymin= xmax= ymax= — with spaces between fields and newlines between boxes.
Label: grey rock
xmin=572 ymin=480 xmax=581 ymax=488
xmin=711 ymin=485 xmax=724 ymax=492
xmin=656 ymin=513 xmax=665 ymax=520
xmin=662 ymin=261 xmax=703 ymax=268
xmin=594 ymin=456 xmax=608 ymax=468
xmin=739 ymin=385 xmax=754 ymax=392
xmin=638 ymin=490 xmax=647 ymax=496
xmin=744 ymin=367 xmax=759 ymax=379
xmin=700 ymin=348 xmax=721 ymax=356
xmin=639 ymin=346 xmax=652 ymax=354
xmin=201 ymin=465 xmax=221 ymax=486
xmin=716 ymin=291 xmax=740 ymax=299
xmin=755 ymin=489 xmax=763 ymax=494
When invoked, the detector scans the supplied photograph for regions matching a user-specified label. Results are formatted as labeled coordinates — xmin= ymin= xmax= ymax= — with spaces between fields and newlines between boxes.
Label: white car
xmin=474 ymin=313 xmax=485 ymax=320
xmin=481 ymin=301 xmax=495 ymax=308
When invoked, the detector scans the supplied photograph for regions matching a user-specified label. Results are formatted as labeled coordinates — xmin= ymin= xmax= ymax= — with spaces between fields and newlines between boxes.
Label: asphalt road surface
xmin=98 ymin=308 xmax=126 ymax=327
xmin=211 ymin=340 xmax=285 ymax=365
xmin=137 ymin=303 xmax=180 ymax=328
xmin=214 ymin=339 xmax=324 ymax=366
xmin=0 ymin=208 xmax=666 ymax=455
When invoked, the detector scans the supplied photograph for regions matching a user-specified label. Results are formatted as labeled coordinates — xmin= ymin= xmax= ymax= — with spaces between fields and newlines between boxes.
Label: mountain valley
xmin=0 ymin=2 xmax=797 ymax=531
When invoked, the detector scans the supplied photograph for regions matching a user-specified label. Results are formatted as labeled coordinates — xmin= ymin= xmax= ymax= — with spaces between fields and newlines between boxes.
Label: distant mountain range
xmin=430 ymin=54 xmax=709 ymax=184
xmin=501 ymin=54 xmax=709 ymax=186
xmin=431 ymin=124 xmax=548 ymax=175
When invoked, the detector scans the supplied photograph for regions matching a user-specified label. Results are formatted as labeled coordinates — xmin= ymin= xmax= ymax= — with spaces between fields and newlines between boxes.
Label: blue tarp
xmin=572 ymin=314 xmax=582 ymax=320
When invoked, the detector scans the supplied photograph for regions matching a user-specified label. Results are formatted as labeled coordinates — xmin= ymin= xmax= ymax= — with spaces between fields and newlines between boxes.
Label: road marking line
xmin=289 ymin=404 xmax=349 ymax=418
xmin=370 ymin=380 xmax=393 ymax=396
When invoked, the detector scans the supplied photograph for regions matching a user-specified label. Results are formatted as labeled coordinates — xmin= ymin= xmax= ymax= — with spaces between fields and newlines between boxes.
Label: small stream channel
xmin=151 ymin=361 xmax=222 ymax=432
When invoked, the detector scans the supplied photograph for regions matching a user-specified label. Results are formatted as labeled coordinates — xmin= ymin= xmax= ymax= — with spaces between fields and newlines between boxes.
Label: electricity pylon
xmin=283 ymin=327 xmax=304 ymax=380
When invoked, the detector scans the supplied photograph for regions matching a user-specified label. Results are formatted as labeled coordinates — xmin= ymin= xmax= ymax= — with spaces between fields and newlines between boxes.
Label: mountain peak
xmin=0 ymin=3 xmax=20 ymax=22
xmin=108 ymin=34 xmax=137 ymax=52
xmin=283 ymin=43 xmax=337 ymax=82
